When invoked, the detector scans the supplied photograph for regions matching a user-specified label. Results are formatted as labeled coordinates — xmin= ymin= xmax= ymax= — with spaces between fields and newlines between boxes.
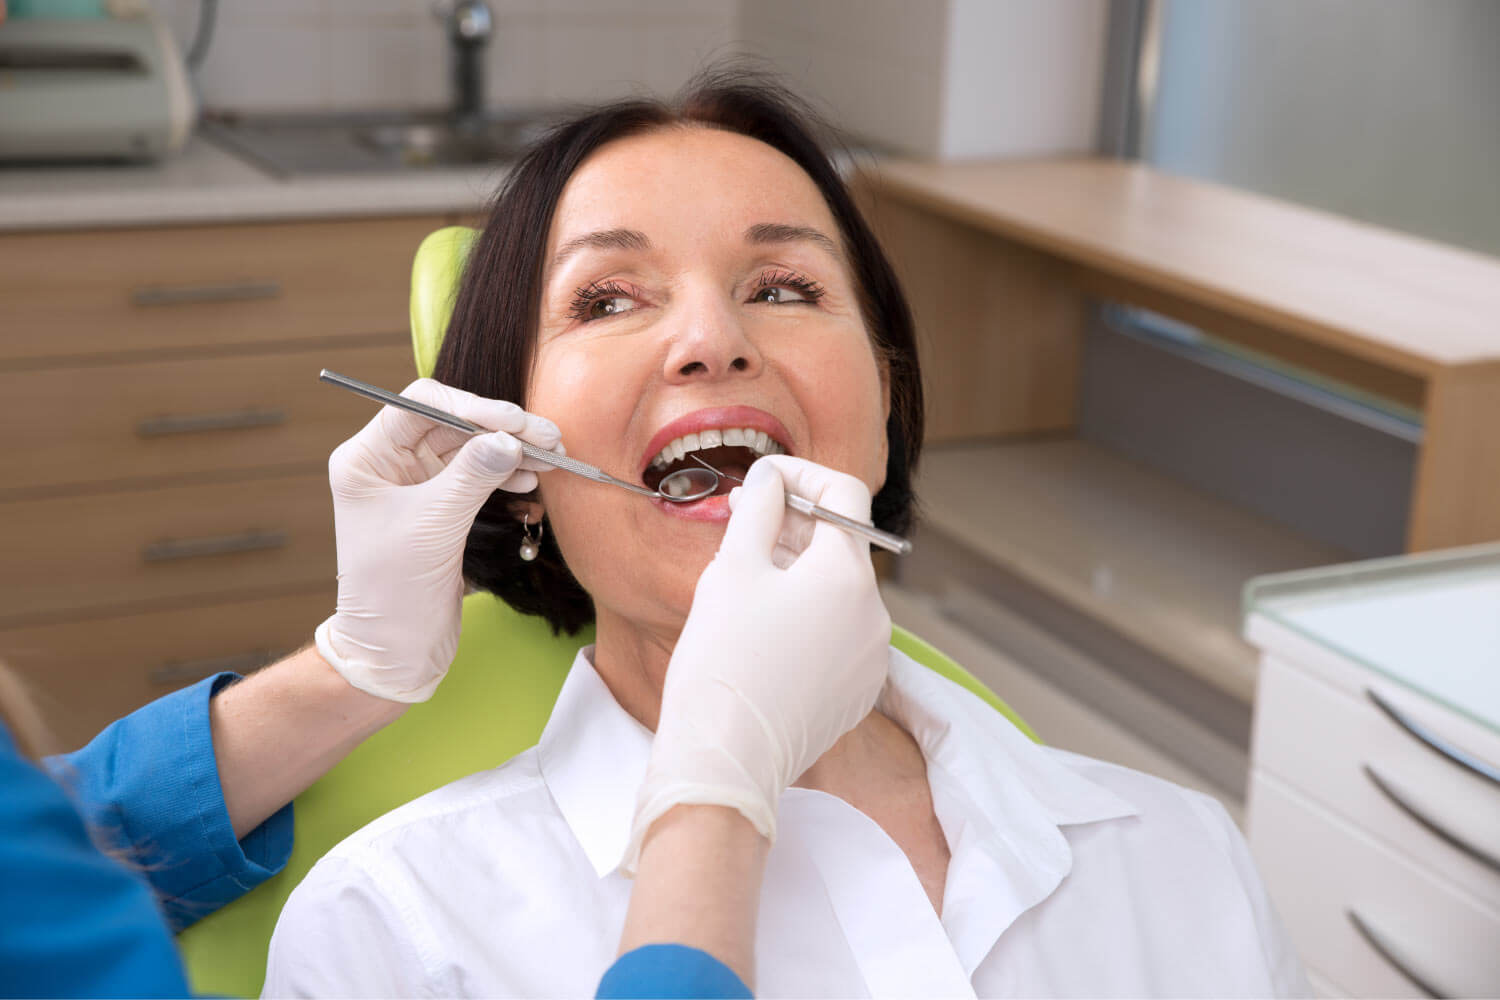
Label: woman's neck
xmin=591 ymin=607 xmax=678 ymax=732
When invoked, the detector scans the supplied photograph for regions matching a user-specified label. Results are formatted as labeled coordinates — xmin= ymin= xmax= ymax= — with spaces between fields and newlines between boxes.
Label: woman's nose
xmin=661 ymin=295 xmax=763 ymax=382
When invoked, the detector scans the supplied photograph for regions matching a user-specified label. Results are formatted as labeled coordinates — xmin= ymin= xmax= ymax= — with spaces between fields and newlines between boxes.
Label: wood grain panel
xmin=0 ymin=473 xmax=335 ymax=624
xmin=0 ymin=590 xmax=331 ymax=752
xmin=1073 ymin=267 xmax=1428 ymax=411
xmin=1407 ymin=363 xmax=1500 ymax=550
xmin=0 ymin=339 xmax=413 ymax=494
xmin=856 ymin=180 xmax=1086 ymax=443
xmin=0 ymin=215 xmax=443 ymax=364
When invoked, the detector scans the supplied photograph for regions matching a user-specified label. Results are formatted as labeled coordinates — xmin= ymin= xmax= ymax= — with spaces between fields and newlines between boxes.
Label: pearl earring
xmin=519 ymin=513 xmax=543 ymax=562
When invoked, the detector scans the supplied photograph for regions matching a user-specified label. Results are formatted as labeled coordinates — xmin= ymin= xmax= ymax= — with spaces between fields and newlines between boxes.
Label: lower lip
xmin=651 ymin=494 xmax=731 ymax=522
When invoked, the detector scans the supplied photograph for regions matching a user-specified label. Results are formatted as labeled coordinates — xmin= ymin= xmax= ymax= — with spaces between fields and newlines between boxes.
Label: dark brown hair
xmin=434 ymin=67 xmax=923 ymax=635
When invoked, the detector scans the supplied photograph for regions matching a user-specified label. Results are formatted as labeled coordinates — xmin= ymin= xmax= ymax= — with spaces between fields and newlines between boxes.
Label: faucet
xmin=436 ymin=0 xmax=492 ymax=123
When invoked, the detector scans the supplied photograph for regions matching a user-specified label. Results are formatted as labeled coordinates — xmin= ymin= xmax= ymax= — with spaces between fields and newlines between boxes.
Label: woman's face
xmin=526 ymin=125 xmax=889 ymax=633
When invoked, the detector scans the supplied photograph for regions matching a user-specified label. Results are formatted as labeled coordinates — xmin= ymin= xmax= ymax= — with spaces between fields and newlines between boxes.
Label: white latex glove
xmin=622 ymin=455 xmax=892 ymax=872
xmin=314 ymin=378 xmax=562 ymax=702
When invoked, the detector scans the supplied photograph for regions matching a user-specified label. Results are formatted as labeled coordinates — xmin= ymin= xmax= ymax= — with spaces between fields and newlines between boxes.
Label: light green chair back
xmin=176 ymin=226 xmax=1037 ymax=998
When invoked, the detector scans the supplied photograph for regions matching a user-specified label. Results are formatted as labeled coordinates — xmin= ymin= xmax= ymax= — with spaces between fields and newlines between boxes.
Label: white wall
xmin=939 ymin=0 xmax=1107 ymax=159
xmin=734 ymin=0 xmax=950 ymax=156
xmin=152 ymin=0 xmax=737 ymax=113
xmin=737 ymin=0 xmax=1107 ymax=159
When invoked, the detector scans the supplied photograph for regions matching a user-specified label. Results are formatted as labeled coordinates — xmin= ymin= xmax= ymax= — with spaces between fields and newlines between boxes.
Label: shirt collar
xmin=535 ymin=646 xmax=654 ymax=878
xmin=879 ymin=650 xmax=1138 ymax=834
xmin=536 ymin=644 xmax=1139 ymax=883
xmin=878 ymin=650 xmax=1139 ymax=975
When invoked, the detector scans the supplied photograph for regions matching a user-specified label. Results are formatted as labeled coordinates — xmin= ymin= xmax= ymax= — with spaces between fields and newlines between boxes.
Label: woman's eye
xmin=749 ymin=271 xmax=825 ymax=306
xmin=568 ymin=282 xmax=639 ymax=322
xmin=751 ymin=285 xmax=809 ymax=305
xmin=587 ymin=295 xmax=635 ymax=319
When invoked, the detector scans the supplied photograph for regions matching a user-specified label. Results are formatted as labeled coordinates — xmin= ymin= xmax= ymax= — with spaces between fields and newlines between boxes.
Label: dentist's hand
xmin=623 ymin=455 xmax=891 ymax=871
xmin=314 ymin=379 xmax=562 ymax=702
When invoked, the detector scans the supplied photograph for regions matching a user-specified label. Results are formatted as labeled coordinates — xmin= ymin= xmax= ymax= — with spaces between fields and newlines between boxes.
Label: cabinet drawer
xmin=1252 ymin=656 xmax=1500 ymax=905
xmin=1 ymin=590 xmax=330 ymax=752
xmin=1 ymin=340 xmax=414 ymax=494
xmin=0 ymin=473 xmax=334 ymax=623
xmin=1249 ymin=771 xmax=1500 ymax=999
xmin=0 ymin=216 xmax=444 ymax=364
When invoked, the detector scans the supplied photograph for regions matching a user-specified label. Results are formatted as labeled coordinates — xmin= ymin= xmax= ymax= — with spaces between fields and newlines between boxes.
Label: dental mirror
xmin=655 ymin=466 xmax=721 ymax=502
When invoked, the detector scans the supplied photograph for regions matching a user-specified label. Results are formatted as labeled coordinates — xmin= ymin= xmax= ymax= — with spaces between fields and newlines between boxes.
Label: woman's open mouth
xmin=639 ymin=410 xmax=793 ymax=519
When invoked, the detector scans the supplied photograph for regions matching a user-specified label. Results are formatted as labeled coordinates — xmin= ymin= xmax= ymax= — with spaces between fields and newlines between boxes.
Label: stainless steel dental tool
xmin=688 ymin=455 xmax=912 ymax=555
xmin=319 ymin=370 xmax=913 ymax=555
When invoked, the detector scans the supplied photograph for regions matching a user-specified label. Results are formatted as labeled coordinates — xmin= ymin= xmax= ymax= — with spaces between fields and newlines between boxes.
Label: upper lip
xmin=639 ymin=406 xmax=794 ymax=477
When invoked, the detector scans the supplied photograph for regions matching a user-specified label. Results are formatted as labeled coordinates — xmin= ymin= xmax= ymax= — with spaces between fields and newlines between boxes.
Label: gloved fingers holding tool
xmin=626 ymin=454 xmax=892 ymax=868
xmin=316 ymin=378 xmax=564 ymax=703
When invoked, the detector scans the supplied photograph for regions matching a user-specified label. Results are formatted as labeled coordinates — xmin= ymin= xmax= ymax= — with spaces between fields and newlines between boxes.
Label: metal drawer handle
xmin=150 ymin=649 xmax=276 ymax=686
xmin=136 ymin=409 xmax=287 ymax=437
xmin=1346 ymin=908 xmax=1448 ymax=999
xmin=131 ymin=280 xmax=282 ymax=307
xmin=1362 ymin=764 xmax=1500 ymax=873
xmin=142 ymin=529 xmax=288 ymax=563
xmin=1367 ymin=688 xmax=1500 ymax=788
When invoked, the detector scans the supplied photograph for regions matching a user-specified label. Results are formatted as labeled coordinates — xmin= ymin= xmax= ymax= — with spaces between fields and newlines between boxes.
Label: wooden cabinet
xmin=0 ymin=215 xmax=449 ymax=749
xmin=856 ymin=158 xmax=1500 ymax=552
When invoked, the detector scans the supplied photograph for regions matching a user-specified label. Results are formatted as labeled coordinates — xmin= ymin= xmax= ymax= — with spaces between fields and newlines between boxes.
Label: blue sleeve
xmin=597 ymin=944 xmax=753 ymax=999
xmin=2 ymin=722 xmax=192 ymax=998
xmin=45 ymin=673 xmax=294 ymax=932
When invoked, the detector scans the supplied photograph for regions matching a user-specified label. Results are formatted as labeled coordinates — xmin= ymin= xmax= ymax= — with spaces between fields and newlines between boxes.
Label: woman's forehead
xmin=548 ymin=127 xmax=836 ymax=254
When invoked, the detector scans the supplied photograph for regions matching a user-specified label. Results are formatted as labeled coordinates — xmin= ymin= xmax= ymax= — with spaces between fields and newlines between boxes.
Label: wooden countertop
xmin=862 ymin=158 xmax=1500 ymax=377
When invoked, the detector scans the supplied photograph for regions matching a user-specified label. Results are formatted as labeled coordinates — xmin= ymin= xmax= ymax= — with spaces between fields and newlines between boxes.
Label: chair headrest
xmin=410 ymin=226 xmax=479 ymax=378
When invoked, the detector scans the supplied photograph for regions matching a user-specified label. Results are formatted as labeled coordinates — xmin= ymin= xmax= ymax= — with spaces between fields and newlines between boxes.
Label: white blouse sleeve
xmin=1183 ymin=791 xmax=1314 ymax=998
xmin=261 ymin=853 xmax=439 ymax=998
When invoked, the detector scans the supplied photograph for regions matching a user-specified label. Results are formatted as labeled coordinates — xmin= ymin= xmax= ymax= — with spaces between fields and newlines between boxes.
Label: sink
xmin=201 ymin=109 xmax=564 ymax=177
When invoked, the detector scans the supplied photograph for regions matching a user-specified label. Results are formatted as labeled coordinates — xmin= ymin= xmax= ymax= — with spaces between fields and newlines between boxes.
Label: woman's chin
xmin=650 ymin=494 xmax=732 ymax=523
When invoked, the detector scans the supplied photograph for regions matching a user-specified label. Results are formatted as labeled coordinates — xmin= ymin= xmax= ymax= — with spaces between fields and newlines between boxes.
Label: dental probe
xmin=318 ymin=370 xmax=913 ymax=556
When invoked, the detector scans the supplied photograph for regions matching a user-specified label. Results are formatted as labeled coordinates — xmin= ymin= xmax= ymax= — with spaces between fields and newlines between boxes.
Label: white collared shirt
xmin=263 ymin=647 xmax=1309 ymax=998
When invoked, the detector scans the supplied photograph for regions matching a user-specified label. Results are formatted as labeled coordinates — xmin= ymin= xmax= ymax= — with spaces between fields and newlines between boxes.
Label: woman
xmin=264 ymin=71 xmax=1309 ymax=997
xmin=3 ymin=378 xmax=874 ymax=997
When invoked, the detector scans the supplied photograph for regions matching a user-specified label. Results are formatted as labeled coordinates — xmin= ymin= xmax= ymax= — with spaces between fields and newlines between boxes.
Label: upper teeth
xmin=649 ymin=427 xmax=784 ymax=469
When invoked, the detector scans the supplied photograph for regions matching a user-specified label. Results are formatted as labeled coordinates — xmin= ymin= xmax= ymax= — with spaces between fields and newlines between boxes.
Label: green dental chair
xmin=175 ymin=226 xmax=1037 ymax=997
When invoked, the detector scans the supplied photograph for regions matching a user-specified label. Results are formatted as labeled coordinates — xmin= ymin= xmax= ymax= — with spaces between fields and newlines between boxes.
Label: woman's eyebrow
xmin=744 ymin=222 xmax=842 ymax=261
xmin=550 ymin=227 xmax=652 ymax=269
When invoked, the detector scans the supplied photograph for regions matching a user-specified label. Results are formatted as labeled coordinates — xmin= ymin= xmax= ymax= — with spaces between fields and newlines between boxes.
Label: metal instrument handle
xmin=317 ymin=370 xmax=657 ymax=496
xmin=136 ymin=409 xmax=286 ymax=437
xmin=131 ymin=280 xmax=282 ymax=307
xmin=1361 ymin=764 xmax=1500 ymax=873
xmin=1367 ymin=688 xmax=1500 ymax=788
xmin=143 ymin=529 xmax=288 ymax=563
xmin=1345 ymin=909 xmax=1448 ymax=999
xmin=785 ymin=492 xmax=913 ymax=556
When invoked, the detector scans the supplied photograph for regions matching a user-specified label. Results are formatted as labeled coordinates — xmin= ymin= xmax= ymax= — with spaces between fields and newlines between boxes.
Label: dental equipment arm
xmin=619 ymin=456 xmax=892 ymax=987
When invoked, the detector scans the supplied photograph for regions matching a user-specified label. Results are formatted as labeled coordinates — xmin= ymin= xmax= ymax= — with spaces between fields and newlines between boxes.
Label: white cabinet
xmin=1244 ymin=545 xmax=1500 ymax=998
